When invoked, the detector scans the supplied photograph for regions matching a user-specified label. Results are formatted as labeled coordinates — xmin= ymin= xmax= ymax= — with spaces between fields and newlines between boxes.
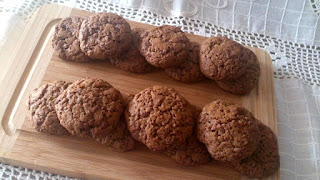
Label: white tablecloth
xmin=0 ymin=0 xmax=319 ymax=179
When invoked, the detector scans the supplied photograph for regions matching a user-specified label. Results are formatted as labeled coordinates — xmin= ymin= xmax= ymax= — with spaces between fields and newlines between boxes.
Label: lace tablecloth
xmin=0 ymin=0 xmax=319 ymax=179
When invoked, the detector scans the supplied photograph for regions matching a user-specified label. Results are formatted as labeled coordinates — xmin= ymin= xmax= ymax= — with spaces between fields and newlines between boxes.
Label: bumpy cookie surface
xmin=55 ymin=77 xmax=124 ymax=138
xmin=197 ymin=100 xmax=260 ymax=162
xmin=200 ymin=36 xmax=248 ymax=80
xmin=216 ymin=48 xmax=260 ymax=95
xmin=27 ymin=81 xmax=70 ymax=135
xmin=52 ymin=17 xmax=92 ymax=62
xmin=96 ymin=94 xmax=136 ymax=152
xmin=232 ymin=121 xmax=280 ymax=178
xmin=165 ymin=135 xmax=212 ymax=166
xmin=125 ymin=86 xmax=195 ymax=151
xmin=139 ymin=25 xmax=190 ymax=68
xmin=165 ymin=42 xmax=205 ymax=82
xmin=96 ymin=116 xmax=135 ymax=152
xmin=79 ymin=13 xmax=132 ymax=59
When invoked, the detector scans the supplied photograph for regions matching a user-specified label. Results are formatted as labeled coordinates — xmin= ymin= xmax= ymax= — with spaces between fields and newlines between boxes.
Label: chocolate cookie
xmin=200 ymin=36 xmax=248 ymax=80
xmin=165 ymin=42 xmax=205 ymax=82
xmin=110 ymin=44 xmax=154 ymax=74
xmin=96 ymin=116 xmax=135 ymax=152
xmin=216 ymin=48 xmax=260 ymax=95
xmin=165 ymin=135 xmax=212 ymax=166
xmin=197 ymin=100 xmax=260 ymax=162
xmin=52 ymin=17 xmax=92 ymax=62
xmin=55 ymin=77 xmax=124 ymax=138
xmin=27 ymin=81 xmax=70 ymax=135
xmin=125 ymin=86 xmax=195 ymax=151
xmin=139 ymin=25 xmax=190 ymax=68
xmin=96 ymin=94 xmax=136 ymax=152
xmin=79 ymin=13 xmax=132 ymax=59
xmin=232 ymin=121 xmax=280 ymax=178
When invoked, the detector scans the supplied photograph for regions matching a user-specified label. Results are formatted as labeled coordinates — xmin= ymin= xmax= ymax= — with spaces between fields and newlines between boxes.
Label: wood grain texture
xmin=0 ymin=5 xmax=279 ymax=180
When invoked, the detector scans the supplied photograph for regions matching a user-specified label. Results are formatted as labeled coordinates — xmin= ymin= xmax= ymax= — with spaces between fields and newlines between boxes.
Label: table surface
xmin=0 ymin=0 xmax=319 ymax=179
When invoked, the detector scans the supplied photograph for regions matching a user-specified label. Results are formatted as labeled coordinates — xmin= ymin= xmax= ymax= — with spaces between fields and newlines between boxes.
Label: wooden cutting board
xmin=0 ymin=4 xmax=279 ymax=180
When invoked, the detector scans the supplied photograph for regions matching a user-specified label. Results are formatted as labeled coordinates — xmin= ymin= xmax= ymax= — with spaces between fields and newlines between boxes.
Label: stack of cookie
xmin=27 ymin=77 xmax=135 ymax=152
xmin=124 ymin=86 xmax=279 ymax=178
xmin=138 ymin=25 xmax=205 ymax=83
xmin=28 ymin=80 xmax=279 ymax=178
xmin=199 ymin=36 xmax=261 ymax=95
xmin=52 ymin=13 xmax=260 ymax=94
xmin=27 ymin=78 xmax=211 ymax=165
xmin=27 ymin=79 xmax=212 ymax=165
xmin=125 ymin=86 xmax=212 ymax=166
xmin=52 ymin=13 xmax=205 ymax=80
xmin=197 ymin=100 xmax=280 ymax=178
xmin=52 ymin=13 xmax=154 ymax=74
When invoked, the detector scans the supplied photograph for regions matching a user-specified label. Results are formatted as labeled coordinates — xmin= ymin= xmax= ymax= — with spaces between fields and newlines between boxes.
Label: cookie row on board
xmin=27 ymin=77 xmax=209 ymax=166
xmin=125 ymin=86 xmax=279 ymax=178
xmin=197 ymin=100 xmax=280 ymax=179
xmin=27 ymin=78 xmax=135 ymax=152
xmin=27 ymin=77 xmax=279 ymax=178
xmin=52 ymin=13 xmax=260 ymax=95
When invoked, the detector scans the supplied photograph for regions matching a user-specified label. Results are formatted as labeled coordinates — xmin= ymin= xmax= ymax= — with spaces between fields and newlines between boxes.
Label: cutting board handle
xmin=0 ymin=4 xmax=72 ymax=142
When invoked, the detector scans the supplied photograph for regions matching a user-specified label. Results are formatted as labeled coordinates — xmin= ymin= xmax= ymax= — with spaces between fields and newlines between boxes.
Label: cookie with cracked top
xmin=95 ymin=93 xmax=136 ymax=152
xmin=216 ymin=48 xmax=260 ymax=95
xmin=139 ymin=25 xmax=190 ymax=68
xmin=197 ymin=99 xmax=260 ymax=162
xmin=200 ymin=36 xmax=248 ymax=80
xmin=27 ymin=81 xmax=70 ymax=135
xmin=52 ymin=17 xmax=92 ymax=62
xmin=55 ymin=77 xmax=124 ymax=139
xmin=165 ymin=42 xmax=205 ymax=82
xmin=232 ymin=121 xmax=280 ymax=178
xmin=125 ymin=86 xmax=195 ymax=151
xmin=79 ymin=12 xmax=132 ymax=59
xmin=164 ymin=104 xmax=211 ymax=166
